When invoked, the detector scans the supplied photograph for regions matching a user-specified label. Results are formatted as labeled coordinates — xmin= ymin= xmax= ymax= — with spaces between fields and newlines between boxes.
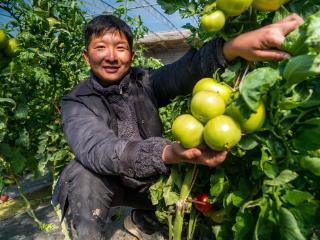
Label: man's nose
xmin=104 ymin=48 xmax=117 ymax=62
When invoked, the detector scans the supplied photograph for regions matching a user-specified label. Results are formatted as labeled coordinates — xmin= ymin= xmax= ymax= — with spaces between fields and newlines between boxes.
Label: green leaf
xmin=282 ymin=22 xmax=308 ymax=56
xmin=284 ymin=189 xmax=314 ymax=206
xmin=264 ymin=170 xmax=298 ymax=186
xmin=283 ymin=54 xmax=320 ymax=88
xmin=156 ymin=0 xmax=187 ymax=14
xmin=292 ymin=123 xmax=320 ymax=151
xmin=240 ymin=67 xmax=281 ymax=110
xmin=149 ymin=176 xmax=165 ymax=205
xmin=305 ymin=11 xmax=320 ymax=51
xmin=0 ymin=144 xmax=26 ymax=174
xmin=233 ymin=211 xmax=254 ymax=240
xmin=0 ymin=98 xmax=16 ymax=110
xmin=221 ymin=61 xmax=242 ymax=85
xmin=279 ymin=207 xmax=306 ymax=240
xmin=238 ymin=135 xmax=259 ymax=150
xmin=300 ymin=156 xmax=320 ymax=176
xmin=14 ymin=97 xmax=28 ymax=120
xmin=253 ymin=198 xmax=274 ymax=240
xmin=210 ymin=167 xmax=225 ymax=202
xmin=290 ymin=202 xmax=320 ymax=226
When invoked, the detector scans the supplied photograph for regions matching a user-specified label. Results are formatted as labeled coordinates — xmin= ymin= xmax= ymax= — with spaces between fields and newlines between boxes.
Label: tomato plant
xmin=153 ymin=1 xmax=320 ymax=239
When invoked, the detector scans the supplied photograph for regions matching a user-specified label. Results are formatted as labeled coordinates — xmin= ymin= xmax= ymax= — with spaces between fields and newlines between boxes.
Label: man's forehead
xmin=92 ymin=28 xmax=128 ymax=41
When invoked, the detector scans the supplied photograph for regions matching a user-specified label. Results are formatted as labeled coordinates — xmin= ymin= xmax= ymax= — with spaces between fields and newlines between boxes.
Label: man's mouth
xmin=103 ymin=66 xmax=119 ymax=73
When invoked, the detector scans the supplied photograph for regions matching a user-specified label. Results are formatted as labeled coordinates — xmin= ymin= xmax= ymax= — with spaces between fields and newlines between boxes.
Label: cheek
xmin=90 ymin=51 xmax=106 ymax=63
xmin=120 ymin=53 xmax=133 ymax=65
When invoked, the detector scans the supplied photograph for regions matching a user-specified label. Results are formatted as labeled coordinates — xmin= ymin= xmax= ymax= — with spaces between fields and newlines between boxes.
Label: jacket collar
xmin=75 ymin=67 xmax=145 ymax=97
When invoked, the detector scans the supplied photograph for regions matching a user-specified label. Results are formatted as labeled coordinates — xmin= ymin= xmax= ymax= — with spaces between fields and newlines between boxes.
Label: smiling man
xmin=52 ymin=14 xmax=303 ymax=240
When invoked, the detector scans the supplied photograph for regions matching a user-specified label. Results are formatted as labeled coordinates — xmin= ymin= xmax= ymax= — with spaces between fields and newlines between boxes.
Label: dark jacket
xmin=52 ymin=37 xmax=227 ymax=210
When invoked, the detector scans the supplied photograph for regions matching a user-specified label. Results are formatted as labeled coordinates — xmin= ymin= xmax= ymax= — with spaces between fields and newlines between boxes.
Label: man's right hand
xmin=162 ymin=142 xmax=227 ymax=168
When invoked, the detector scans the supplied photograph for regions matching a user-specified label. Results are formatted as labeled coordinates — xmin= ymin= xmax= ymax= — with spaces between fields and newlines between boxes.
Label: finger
xmin=278 ymin=16 xmax=304 ymax=36
xmin=254 ymin=49 xmax=290 ymax=61
xmin=280 ymin=13 xmax=304 ymax=24
xmin=183 ymin=148 xmax=202 ymax=159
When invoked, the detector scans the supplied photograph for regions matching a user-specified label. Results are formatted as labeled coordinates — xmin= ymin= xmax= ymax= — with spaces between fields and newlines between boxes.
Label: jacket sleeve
xmin=61 ymin=97 xmax=170 ymax=178
xmin=151 ymin=37 xmax=228 ymax=107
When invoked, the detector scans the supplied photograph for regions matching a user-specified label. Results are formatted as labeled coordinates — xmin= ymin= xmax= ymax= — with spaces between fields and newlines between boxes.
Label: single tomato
xmin=193 ymin=193 xmax=213 ymax=214
xmin=216 ymin=0 xmax=253 ymax=16
xmin=47 ymin=17 xmax=60 ymax=27
xmin=201 ymin=10 xmax=226 ymax=32
xmin=226 ymin=101 xmax=266 ymax=133
xmin=0 ymin=194 xmax=9 ymax=203
xmin=5 ymin=38 xmax=19 ymax=57
xmin=191 ymin=91 xmax=226 ymax=123
xmin=193 ymin=78 xmax=233 ymax=103
xmin=171 ymin=114 xmax=204 ymax=148
xmin=204 ymin=115 xmax=242 ymax=151
xmin=0 ymin=29 xmax=8 ymax=50
xmin=252 ymin=0 xmax=285 ymax=11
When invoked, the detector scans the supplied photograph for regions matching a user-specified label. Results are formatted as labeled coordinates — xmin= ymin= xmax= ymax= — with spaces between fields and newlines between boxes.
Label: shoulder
xmin=63 ymin=78 xmax=93 ymax=99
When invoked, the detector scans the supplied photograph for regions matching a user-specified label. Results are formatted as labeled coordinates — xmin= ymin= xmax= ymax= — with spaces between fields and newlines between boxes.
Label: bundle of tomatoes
xmin=201 ymin=0 xmax=287 ymax=32
xmin=172 ymin=78 xmax=265 ymax=151
xmin=0 ymin=29 xmax=19 ymax=69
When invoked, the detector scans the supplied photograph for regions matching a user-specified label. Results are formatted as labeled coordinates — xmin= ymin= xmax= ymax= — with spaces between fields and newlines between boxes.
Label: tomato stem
xmin=172 ymin=165 xmax=197 ymax=240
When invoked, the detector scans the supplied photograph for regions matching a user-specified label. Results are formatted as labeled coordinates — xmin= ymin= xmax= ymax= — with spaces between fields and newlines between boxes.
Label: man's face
xmin=83 ymin=30 xmax=134 ymax=84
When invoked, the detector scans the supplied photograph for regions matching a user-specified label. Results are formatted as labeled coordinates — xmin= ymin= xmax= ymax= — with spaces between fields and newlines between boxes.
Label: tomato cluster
xmin=0 ymin=29 xmax=19 ymax=69
xmin=201 ymin=0 xmax=285 ymax=33
xmin=171 ymin=77 xmax=266 ymax=151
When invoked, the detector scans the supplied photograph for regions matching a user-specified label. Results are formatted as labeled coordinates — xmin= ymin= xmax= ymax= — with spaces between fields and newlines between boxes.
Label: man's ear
xmin=83 ymin=49 xmax=90 ymax=66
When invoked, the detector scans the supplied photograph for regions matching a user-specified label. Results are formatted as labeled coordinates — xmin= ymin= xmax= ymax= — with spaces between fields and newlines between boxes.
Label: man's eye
xmin=96 ymin=45 xmax=105 ymax=49
xmin=117 ymin=46 xmax=127 ymax=50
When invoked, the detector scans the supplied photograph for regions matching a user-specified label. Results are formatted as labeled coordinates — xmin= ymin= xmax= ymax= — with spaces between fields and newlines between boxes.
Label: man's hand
xmin=162 ymin=142 xmax=227 ymax=168
xmin=223 ymin=13 xmax=304 ymax=61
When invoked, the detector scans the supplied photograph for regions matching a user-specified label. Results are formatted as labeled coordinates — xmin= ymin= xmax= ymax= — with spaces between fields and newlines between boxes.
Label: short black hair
xmin=84 ymin=15 xmax=133 ymax=50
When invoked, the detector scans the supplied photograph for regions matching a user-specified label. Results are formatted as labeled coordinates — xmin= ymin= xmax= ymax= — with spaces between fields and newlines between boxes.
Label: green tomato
xmin=204 ymin=115 xmax=242 ymax=151
xmin=171 ymin=114 xmax=204 ymax=148
xmin=193 ymin=78 xmax=233 ymax=103
xmin=0 ymin=29 xmax=8 ymax=50
xmin=5 ymin=38 xmax=19 ymax=57
xmin=216 ymin=0 xmax=253 ymax=16
xmin=201 ymin=10 xmax=226 ymax=32
xmin=47 ymin=17 xmax=60 ymax=27
xmin=226 ymin=101 xmax=266 ymax=133
xmin=252 ymin=0 xmax=285 ymax=11
xmin=191 ymin=91 xmax=226 ymax=124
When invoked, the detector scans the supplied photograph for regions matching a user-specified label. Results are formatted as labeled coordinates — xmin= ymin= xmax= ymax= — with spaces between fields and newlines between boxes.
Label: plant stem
xmin=172 ymin=165 xmax=196 ymax=240
xmin=14 ymin=177 xmax=53 ymax=231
